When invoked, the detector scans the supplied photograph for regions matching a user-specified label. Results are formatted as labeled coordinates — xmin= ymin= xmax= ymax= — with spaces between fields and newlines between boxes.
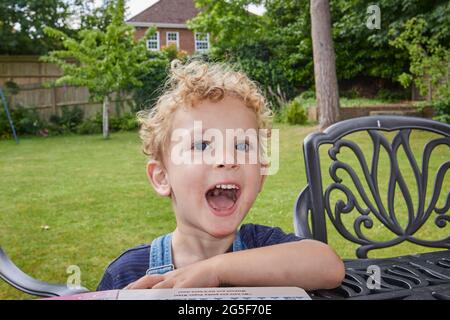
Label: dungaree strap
xmin=147 ymin=233 xmax=174 ymax=275
xmin=147 ymin=231 xmax=247 ymax=275
xmin=233 ymin=230 xmax=247 ymax=251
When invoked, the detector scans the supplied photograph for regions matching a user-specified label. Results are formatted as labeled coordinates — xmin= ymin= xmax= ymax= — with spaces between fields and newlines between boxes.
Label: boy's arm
xmin=212 ymin=240 xmax=345 ymax=290
xmin=126 ymin=240 xmax=345 ymax=291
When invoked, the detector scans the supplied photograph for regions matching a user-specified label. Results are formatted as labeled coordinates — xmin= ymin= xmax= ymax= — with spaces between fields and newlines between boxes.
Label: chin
xmin=206 ymin=222 xmax=241 ymax=239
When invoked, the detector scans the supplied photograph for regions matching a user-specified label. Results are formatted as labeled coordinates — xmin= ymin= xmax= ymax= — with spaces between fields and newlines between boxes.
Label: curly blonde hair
xmin=137 ymin=59 xmax=272 ymax=161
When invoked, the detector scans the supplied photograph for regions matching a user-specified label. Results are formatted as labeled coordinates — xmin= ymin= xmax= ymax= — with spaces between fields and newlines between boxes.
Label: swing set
xmin=0 ymin=86 xmax=19 ymax=144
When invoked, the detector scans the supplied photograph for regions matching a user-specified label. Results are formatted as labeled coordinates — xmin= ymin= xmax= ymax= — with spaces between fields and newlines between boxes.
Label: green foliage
xmin=375 ymin=88 xmax=408 ymax=101
xmin=390 ymin=17 xmax=450 ymax=101
xmin=41 ymin=0 xmax=154 ymax=102
xmin=0 ymin=105 xmax=138 ymax=138
xmin=132 ymin=42 xmax=195 ymax=111
xmin=341 ymin=87 xmax=362 ymax=99
xmin=432 ymin=99 xmax=450 ymax=124
xmin=190 ymin=0 xmax=449 ymax=96
xmin=332 ymin=0 xmax=449 ymax=81
xmin=298 ymin=90 xmax=316 ymax=100
xmin=190 ymin=0 xmax=306 ymax=109
xmin=0 ymin=106 xmax=12 ymax=139
xmin=13 ymin=107 xmax=44 ymax=135
xmin=41 ymin=0 xmax=160 ymax=138
xmin=77 ymin=112 xmax=137 ymax=135
xmin=131 ymin=51 xmax=169 ymax=111
xmin=0 ymin=0 xmax=73 ymax=54
xmin=189 ymin=0 xmax=265 ymax=50
xmin=0 ymin=0 xmax=117 ymax=55
xmin=71 ymin=0 xmax=114 ymax=32
xmin=389 ymin=15 xmax=449 ymax=122
xmin=280 ymin=99 xmax=308 ymax=125
xmin=49 ymin=106 xmax=84 ymax=133
xmin=161 ymin=43 xmax=189 ymax=62
xmin=109 ymin=113 xmax=138 ymax=131
xmin=3 ymin=80 xmax=20 ymax=96
xmin=76 ymin=118 xmax=102 ymax=135
xmin=0 ymin=105 xmax=47 ymax=137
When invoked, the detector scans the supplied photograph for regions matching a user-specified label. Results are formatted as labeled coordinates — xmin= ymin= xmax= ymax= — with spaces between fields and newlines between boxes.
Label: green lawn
xmin=0 ymin=124 xmax=448 ymax=299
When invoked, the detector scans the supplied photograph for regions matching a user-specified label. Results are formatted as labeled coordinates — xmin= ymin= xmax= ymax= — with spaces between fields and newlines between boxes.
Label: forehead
xmin=171 ymin=96 xmax=258 ymax=131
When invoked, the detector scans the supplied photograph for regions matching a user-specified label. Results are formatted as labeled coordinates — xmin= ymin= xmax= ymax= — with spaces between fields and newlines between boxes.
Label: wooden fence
xmin=0 ymin=55 xmax=132 ymax=120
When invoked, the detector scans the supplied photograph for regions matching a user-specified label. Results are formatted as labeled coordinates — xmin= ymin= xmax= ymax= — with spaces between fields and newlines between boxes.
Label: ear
xmin=146 ymin=160 xmax=171 ymax=197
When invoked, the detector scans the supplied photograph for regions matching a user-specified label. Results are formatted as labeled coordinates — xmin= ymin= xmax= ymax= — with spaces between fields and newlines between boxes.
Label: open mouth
xmin=205 ymin=183 xmax=241 ymax=215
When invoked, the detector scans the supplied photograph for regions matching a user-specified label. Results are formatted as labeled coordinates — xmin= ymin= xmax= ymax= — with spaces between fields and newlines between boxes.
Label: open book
xmin=46 ymin=287 xmax=311 ymax=300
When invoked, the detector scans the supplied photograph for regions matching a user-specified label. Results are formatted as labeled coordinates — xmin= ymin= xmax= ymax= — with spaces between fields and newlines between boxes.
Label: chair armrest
xmin=293 ymin=185 xmax=314 ymax=239
xmin=0 ymin=247 xmax=90 ymax=297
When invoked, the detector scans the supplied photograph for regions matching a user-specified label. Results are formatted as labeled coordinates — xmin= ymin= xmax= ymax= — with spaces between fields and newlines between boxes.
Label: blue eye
xmin=236 ymin=142 xmax=249 ymax=152
xmin=192 ymin=141 xmax=210 ymax=151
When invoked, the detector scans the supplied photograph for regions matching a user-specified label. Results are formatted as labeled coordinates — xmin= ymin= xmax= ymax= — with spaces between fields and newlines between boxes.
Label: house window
xmin=166 ymin=31 xmax=179 ymax=49
xmin=147 ymin=31 xmax=160 ymax=51
xmin=195 ymin=33 xmax=209 ymax=52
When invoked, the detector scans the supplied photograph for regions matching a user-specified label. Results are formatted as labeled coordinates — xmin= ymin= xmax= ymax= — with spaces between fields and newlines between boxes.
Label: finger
xmin=126 ymin=274 xmax=165 ymax=289
xmin=151 ymin=279 xmax=174 ymax=289
xmin=124 ymin=282 xmax=135 ymax=289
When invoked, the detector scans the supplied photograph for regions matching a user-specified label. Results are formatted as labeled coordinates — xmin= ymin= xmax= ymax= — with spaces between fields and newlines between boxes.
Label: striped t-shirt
xmin=97 ymin=223 xmax=304 ymax=291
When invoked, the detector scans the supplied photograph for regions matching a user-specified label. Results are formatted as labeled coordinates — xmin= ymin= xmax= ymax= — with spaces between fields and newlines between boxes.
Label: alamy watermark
xmin=366 ymin=5 xmax=381 ymax=30
xmin=66 ymin=265 xmax=82 ymax=290
xmin=170 ymin=121 xmax=279 ymax=175
xmin=366 ymin=265 xmax=381 ymax=290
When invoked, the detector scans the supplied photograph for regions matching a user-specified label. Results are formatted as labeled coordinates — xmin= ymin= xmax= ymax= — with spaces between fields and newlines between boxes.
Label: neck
xmin=171 ymin=227 xmax=236 ymax=268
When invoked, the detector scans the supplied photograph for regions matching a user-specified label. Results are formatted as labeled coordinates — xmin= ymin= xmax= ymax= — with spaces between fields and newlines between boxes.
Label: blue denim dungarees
xmin=146 ymin=232 xmax=247 ymax=275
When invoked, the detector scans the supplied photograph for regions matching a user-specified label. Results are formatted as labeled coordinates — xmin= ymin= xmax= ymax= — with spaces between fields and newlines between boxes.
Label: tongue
xmin=206 ymin=192 xmax=235 ymax=210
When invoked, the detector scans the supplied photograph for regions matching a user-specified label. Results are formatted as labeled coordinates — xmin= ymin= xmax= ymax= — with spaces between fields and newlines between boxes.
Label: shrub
xmin=50 ymin=106 xmax=84 ymax=133
xmin=376 ymin=88 xmax=408 ymax=101
xmin=77 ymin=112 xmax=137 ymax=135
xmin=298 ymin=90 xmax=315 ymax=100
xmin=432 ymin=99 xmax=450 ymax=124
xmin=117 ymin=113 xmax=138 ymax=131
xmin=109 ymin=113 xmax=138 ymax=132
xmin=76 ymin=119 xmax=102 ymax=135
xmin=0 ymin=108 xmax=12 ymax=139
xmin=341 ymin=87 xmax=361 ymax=99
xmin=11 ymin=106 xmax=47 ymax=135
xmin=132 ymin=51 xmax=169 ymax=111
xmin=282 ymin=99 xmax=308 ymax=125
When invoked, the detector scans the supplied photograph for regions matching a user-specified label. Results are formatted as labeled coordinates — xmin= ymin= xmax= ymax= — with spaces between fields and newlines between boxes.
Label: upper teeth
xmin=215 ymin=184 xmax=239 ymax=190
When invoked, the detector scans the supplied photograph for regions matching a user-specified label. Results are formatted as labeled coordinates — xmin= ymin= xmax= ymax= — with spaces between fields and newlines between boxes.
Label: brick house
xmin=127 ymin=0 xmax=209 ymax=54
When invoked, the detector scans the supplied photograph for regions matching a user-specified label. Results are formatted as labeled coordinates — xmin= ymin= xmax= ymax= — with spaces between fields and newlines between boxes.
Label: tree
xmin=69 ymin=0 xmax=115 ymax=31
xmin=42 ymin=0 xmax=153 ymax=138
xmin=189 ymin=0 xmax=307 ymax=109
xmin=0 ymin=0 xmax=74 ymax=54
xmin=189 ymin=0 xmax=265 ymax=53
xmin=390 ymin=17 xmax=450 ymax=123
xmin=331 ymin=0 xmax=449 ymax=82
xmin=310 ymin=0 xmax=340 ymax=130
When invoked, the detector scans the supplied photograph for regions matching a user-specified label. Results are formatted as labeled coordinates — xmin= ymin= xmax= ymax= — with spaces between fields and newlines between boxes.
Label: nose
xmin=214 ymin=162 xmax=239 ymax=169
xmin=214 ymin=148 xmax=239 ymax=170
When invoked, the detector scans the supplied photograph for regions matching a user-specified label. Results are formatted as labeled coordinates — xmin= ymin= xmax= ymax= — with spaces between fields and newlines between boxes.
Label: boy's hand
xmin=124 ymin=257 xmax=221 ymax=289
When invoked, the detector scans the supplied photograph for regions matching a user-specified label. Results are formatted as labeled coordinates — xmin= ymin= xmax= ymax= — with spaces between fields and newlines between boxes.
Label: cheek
xmin=244 ymin=165 xmax=264 ymax=197
xmin=169 ymin=165 xmax=207 ymax=200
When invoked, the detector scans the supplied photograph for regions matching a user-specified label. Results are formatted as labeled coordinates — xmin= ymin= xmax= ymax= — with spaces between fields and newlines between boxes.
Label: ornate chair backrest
xmin=294 ymin=116 xmax=450 ymax=258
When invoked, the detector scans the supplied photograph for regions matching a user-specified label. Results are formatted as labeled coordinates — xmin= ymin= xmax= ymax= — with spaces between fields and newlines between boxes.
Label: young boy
xmin=97 ymin=60 xmax=345 ymax=291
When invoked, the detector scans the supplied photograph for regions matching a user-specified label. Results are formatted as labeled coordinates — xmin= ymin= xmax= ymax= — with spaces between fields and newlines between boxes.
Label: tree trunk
xmin=103 ymin=95 xmax=110 ymax=139
xmin=310 ymin=0 xmax=340 ymax=131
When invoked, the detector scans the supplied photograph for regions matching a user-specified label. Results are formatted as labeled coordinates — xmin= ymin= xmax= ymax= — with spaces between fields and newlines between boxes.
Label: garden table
xmin=311 ymin=250 xmax=450 ymax=300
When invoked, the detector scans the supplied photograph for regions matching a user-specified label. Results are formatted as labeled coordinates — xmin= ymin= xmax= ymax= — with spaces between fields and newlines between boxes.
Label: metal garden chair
xmin=0 ymin=246 xmax=89 ymax=298
xmin=293 ymin=115 xmax=450 ymax=299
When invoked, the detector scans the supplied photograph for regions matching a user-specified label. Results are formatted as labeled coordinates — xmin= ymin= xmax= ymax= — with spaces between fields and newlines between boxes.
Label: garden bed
xmin=307 ymin=102 xmax=434 ymax=121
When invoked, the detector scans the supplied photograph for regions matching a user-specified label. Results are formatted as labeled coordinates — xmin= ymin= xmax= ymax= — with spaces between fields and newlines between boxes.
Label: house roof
xmin=127 ymin=0 xmax=200 ymax=26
